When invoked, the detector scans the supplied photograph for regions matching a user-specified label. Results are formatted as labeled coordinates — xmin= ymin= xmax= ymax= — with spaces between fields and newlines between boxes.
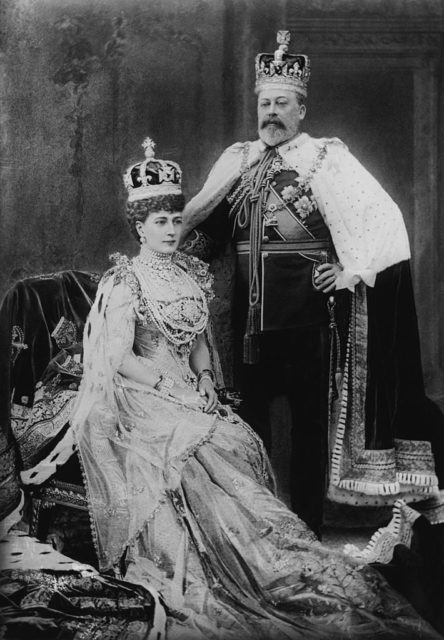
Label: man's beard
xmin=259 ymin=119 xmax=292 ymax=147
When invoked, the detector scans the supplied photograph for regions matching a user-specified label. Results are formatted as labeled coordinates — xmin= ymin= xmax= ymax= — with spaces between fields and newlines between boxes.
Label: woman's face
xmin=136 ymin=209 xmax=183 ymax=254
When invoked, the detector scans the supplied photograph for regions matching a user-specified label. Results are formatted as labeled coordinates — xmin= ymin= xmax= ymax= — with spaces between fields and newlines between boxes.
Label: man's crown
xmin=255 ymin=31 xmax=310 ymax=97
xmin=123 ymin=137 xmax=182 ymax=203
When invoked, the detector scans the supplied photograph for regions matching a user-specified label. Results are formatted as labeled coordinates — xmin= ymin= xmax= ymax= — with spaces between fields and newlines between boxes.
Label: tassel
xmin=243 ymin=303 xmax=261 ymax=364
xmin=328 ymin=296 xmax=340 ymax=402
xmin=243 ymin=333 xmax=260 ymax=364
xmin=240 ymin=148 xmax=277 ymax=366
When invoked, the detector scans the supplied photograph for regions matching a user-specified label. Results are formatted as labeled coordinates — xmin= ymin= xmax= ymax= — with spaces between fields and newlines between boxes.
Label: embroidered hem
xmin=328 ymin=283 xmax=440 ymax=502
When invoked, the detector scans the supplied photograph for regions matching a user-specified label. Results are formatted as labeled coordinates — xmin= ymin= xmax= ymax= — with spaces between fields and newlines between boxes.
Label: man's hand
xmin=314 ymin=262 xmax=343 ymax=293
xmin=198 ymin=378 xmax=218 ymax=413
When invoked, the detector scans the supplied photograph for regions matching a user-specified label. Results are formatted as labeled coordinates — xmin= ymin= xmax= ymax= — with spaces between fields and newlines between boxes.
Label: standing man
xmin=181 ymin=31 xmax=444 ymax=536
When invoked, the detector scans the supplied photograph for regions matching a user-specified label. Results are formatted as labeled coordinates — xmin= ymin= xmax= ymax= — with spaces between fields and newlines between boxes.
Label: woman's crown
xmin=123 ymin=137 xmax=182 ymax=202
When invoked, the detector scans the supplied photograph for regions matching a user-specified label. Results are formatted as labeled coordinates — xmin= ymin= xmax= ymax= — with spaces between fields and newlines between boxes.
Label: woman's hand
xmin=170 ymin=385 xmax=204 ymax=407
xmin=314 ymin=262 xmax=343 ymax=293
xmin=198 ymin=378 xmax=218 ymax=413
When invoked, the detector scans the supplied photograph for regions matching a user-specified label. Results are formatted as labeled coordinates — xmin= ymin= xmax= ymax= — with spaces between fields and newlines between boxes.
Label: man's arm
xmin=181 ymin=198 xmax=232 ymax=261
xmin=310 ymin=140 xmax=411 ymax=292
xmin=181 ymin=139 xmax=264 ymax=241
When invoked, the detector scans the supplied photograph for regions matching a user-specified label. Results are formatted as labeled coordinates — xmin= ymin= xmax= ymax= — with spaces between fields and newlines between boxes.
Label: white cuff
xmin=335 ymin=268 xmax=377 ymax=292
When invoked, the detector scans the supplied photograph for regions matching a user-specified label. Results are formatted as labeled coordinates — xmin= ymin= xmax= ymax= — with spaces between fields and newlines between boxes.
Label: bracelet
xmin=197 ymin=369 xmax=214 ymax=385
xmin=197 ymin=374 xmax=214 ymax=389
xmin=154 ymin=374 xmax=174 ymax=395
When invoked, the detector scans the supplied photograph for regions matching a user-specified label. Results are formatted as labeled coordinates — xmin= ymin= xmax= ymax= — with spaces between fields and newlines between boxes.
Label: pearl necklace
xmin=132 ymin=250 xmax=208 ymax=346
xmin=137 ymin=249 xmax=175 ymax=277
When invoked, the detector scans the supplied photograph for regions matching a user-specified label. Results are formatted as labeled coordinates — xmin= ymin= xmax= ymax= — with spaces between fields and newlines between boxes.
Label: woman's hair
xmin=126 ymin=194 xmax=185 ymax=240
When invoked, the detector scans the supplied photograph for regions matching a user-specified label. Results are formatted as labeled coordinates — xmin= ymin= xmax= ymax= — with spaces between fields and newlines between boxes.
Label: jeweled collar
xmin=277 ymin=132 xmax=309 ymax=154
xmin=257 ymin=132 xmax=309 ymax=155
xmin=135 ymin=248 xmax=174 ymax=270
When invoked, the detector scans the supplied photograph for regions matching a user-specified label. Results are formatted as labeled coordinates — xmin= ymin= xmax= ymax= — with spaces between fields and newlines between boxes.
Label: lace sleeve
xmin=71 ymin=259 xmax=139 ymax=434
xmin=105 ymin=279 xmax=137 ymax=372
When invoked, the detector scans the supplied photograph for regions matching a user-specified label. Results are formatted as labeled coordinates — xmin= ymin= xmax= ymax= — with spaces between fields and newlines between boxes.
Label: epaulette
xmin=322 ymin=137 xmax=348 ymax=151
xmin=108 ymin=251 xmax=131 ymax=270
xmin=103 ymin=253 xmax=141 ymax=298
xmin=102 ymin=252 xmax=130 ymax=282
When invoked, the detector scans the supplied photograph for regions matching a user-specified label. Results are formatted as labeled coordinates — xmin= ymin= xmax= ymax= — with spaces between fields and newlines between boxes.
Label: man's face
xmin=257 ymin=88 xmax=306 ymax=147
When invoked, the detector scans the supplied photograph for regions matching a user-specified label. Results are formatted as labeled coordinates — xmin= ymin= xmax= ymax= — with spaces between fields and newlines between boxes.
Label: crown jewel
xmin=255 ymin=31 xmax=310 ymax=97
xmin=123 ymin=137 xmax=182 ymax=202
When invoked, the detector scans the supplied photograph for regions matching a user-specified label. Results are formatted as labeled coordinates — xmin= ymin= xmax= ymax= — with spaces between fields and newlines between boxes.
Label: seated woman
xmin=71 ymin=138 xmax=441 ymax=640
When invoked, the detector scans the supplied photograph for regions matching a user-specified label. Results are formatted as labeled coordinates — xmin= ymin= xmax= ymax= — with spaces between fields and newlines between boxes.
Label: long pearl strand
xmin=133 ymin=250 xmax=208 ymax=346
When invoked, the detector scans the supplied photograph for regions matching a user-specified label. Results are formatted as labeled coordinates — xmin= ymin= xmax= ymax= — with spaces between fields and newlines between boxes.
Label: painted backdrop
xmin=1 ymin=0 xmax=443 ymax=400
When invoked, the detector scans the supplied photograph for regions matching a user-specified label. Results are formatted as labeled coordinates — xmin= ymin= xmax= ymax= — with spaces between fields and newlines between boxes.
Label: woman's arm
xmin=118 ymin=353 xmax=162 ymax=387
xmin=118 ymin=353 xmax=202 ymax=406
xmin=189 ymin=333 xmax=218 ymax=413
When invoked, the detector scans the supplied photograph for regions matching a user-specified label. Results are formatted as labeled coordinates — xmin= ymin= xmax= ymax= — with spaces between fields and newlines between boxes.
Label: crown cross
xmin=277 ymin=30 xmax=290 ymax=46
xmin=275 ymin=30 xmax=290 ymax=65
xmin=142 ymin=137 xmax=156 ymax=160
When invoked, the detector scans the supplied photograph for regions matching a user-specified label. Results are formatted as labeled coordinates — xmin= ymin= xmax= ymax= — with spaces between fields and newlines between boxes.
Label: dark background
xmin=1 ymin=0 xmax=443 ymax=402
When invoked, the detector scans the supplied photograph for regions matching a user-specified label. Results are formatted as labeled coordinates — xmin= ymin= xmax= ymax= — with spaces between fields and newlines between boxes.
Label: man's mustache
xmin=261 ymin=117 xmax=286 ymax=129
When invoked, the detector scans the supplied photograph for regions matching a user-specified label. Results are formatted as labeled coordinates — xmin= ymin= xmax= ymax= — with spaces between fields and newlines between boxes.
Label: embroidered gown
xmin=71 ymin=251 xmax=441 ymax=640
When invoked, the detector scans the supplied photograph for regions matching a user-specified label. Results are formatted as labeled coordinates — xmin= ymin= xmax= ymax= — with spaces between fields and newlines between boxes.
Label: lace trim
xmin=115 ymin=421 xmax=219 ymax=568
xmin=343 ymin=500 xmax=420 ymax=564
xmin=178 ymin=419 xmax=218 ymax=463
xmin=76 ymin=444 xmax=103 ymax=568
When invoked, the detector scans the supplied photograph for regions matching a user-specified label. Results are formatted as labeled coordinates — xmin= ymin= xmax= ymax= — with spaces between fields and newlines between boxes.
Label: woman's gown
xmin=71 ymin=251 xmax=442 ymax=640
